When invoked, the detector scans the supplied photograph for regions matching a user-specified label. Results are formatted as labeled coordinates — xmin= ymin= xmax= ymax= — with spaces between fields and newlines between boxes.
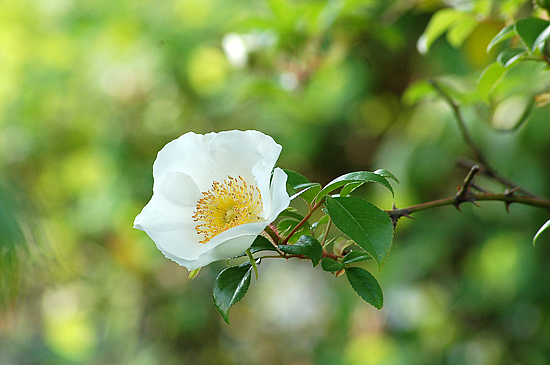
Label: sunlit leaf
xmin=373 ymin=169 xmax=399 ymax=183
xmin=490 ymin=94 xmax=534 ymax=131
xmin=417 ymin=8 xmax=466 ymax=53
xmin=533 ymin=219 xmax=550 ymax=246
xmin=477 ymin=62 xmax=506 ymax=102
xmin=326 ymin=197 xmax=393 ymax=269
xmin=278 ymin=235 xmax=323 ymax=267
xmin=345 ymin=267 xmax=383 ymax=309
xmin=447 ymin=16 xmax=478 ymax=48
xmin=213 ymin=263 xmax=254 ymax=324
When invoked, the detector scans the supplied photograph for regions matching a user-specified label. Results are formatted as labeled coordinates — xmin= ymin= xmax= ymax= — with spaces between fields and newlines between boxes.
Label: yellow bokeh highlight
xmin=186 ymin=46 xmax=229 ymax=96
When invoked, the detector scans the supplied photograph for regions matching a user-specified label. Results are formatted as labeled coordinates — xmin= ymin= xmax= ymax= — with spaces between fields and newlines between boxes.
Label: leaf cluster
xmin=212 ymin=169 xmax=398 ymax=324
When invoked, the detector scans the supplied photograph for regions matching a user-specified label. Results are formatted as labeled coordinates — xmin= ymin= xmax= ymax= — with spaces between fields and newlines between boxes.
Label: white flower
xmin=134 ymin=130 xmax=290 ymax=271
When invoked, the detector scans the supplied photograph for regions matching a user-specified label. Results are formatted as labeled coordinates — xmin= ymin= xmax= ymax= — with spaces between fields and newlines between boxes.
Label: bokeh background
xmin=2 ymin=0 xmax=550 ymax=363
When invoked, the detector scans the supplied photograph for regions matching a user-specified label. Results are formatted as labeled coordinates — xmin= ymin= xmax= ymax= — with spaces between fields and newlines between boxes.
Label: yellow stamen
xmin=192 ymin=176 xmax=263 ymax=244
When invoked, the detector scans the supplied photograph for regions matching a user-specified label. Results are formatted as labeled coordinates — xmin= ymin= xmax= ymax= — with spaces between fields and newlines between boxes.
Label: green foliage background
xmin=2 ymin=0 xmax=550 ymax=363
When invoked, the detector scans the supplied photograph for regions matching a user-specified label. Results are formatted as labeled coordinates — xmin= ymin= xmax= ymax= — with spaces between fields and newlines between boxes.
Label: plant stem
xmin=387 ymin=192 xmax=550 ymax=223
xmin=245 ymin=249 xmax=259 ymax=280
xmin=281 ymin=199 xmax=325 ymax=245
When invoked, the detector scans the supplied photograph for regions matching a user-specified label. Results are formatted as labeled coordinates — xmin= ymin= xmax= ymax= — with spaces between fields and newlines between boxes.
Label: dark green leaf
xmin=346 ymin=267 xmax=383 ymax=309
xmin=343 ymin=250 xmax=372 ymax=264
xmin=321 ymin=257 xmax=345 ymax=272
xmin=249 ymin=235 xmax=278 ymax=253
xmin=213 ymin=263 xmax=253 ymax=324
xmin=515 ymin=18 xmax=550 ymax=53
xmin=496 ymin=48 xmax=526 ymax=67
xmin=284 ymin=169 xmax=310 ymax=188
xmin=533 ymin=219 xmax=550 ymax=246
xmin=487 ymin=24 xmax=515 ymax=52
xmin=278 ymin=235 xmax=323 ymax=267
xmin=317 ymin=171 xmax=394 ymax=202
xmin=326 ymin=196 xmax=393 ymax=270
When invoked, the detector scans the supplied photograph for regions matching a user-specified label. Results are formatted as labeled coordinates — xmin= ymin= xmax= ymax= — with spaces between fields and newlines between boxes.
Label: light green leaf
xmin=345 ymin=267 xmax=383 ymax=309
xmin=417 ymin=8 xmax=465 ymax=53
xmin=326 ymin=196 xmax=394 ymax=270
xmin=533 ymin=219 xmax=550 ymax=246
xmin=515 ymin=18 xmax=550 ymax=53
xmin=402 ymin=80 xmax=436 ymax=105
xmin=487 ymin=24 xmax=515 ymax=52
xmin=496 ymin=48 xmax=526 ymax=67
xmin=477 ymin=62 xmax=506 ymax=102
xmin=317 ymin=171 xmax=395 ymax=202
xmin=321 ymin=257 xmax=345 ymax=272
xmin=278 ymin=235 xmax=323 ymax=267
xmin=447 ymin=16 xmax=478 ymax=48
xmin=213 ymin=263 xmax=253 ymax=324
xmin=490 ymin=94 xmax=534 ymax=131
xmin=343 ymin=250 xmax=372 ymax=264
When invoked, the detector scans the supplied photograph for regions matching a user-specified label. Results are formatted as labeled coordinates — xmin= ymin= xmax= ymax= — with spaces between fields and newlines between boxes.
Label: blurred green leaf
xmin=213 ymin=263 xmax=254 ymax=325
xmin=418 ymin=8 xmax=466 ymax=53
xmin=487 ymin=24 xmax=516 ymax=52
xmin=321 ymin=257 xmax=345 ymax=272
xmin=533 ymin=219 xmax=550 ymax=246
xmin=345 ymin=267 xmax=383 ymax=309
xmin=514 ymin=18 xmax=550 ymax=53
xmin=343 ymin=250 xmax=372 ymax=264
xmin=317 ymin=171 xmax=395 ymax=201
xmin=402 ymin=80 xmax=436 ymax=105
xmin=490 ymin=94 xmax=534 ymax=131
xmin=326 ymin=197 xmax=393 ymax=269
xmin=278 ymin=235 xmax=323 ymax=267
xmin=477 ymin=62 xmax=506 ymax=102
xmin=447 ymin=16 xmax=478 ymax=48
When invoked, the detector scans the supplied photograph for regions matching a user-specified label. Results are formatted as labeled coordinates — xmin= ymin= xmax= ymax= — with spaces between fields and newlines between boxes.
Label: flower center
xmin=192 ymin=176 xmax=263 ymax=244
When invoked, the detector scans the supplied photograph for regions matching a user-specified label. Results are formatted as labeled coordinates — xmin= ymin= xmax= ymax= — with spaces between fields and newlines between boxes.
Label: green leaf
xmin=487 ymin=24 xmax=516 ymax=52
xmin=213 ymin=263 xmax=253 ymax=324
xmin=278 ymin=235 xmax=323 ymax=267
xmin=284 ymin=169 xmax=311 ymax=188
xmin=490 ymin=94 xmax=534 ymax=131
xmin=515 ymin=18 xmax=550 ymax=53
xmin=332 ymin=237 xmax=354 ymax=256
xmin=326 ymin=196 xmax=393 ymax=270
xmin=345 ymin=267 xmax=383 ymax=309
xmin=496 ymin=48 xmax=526 ymax=67
xmin=343 ymin=250 xmax=372 ymax=264
xmin=340 ymin=182 xmax=364 ymax=197
xmin=278 ymin=207 xmax=305 ymax=221
xmin=317 ymin=171 xmax=394 ymax=202
xmin=447 ymin=16 xmax=478 ymax=48
xmin=249 ymin=235 xmax=278 ymax=253
xmin=477 ymin=62 xmax=506 ymax=102
xmin=321 ymin=257 xmax=345 ymax=272
xmin=297 ymin=183 xmax=322 ymax=204
xmin=533 ymin=219 xmax=550 ymax=246
xmin=417 ymin=8 xmax=465 ymax=53
xmin=402 ymin=80 xmax=436 ymax=105
xmin=373 ymin=169 xmax=399 ymax=183
xmin=533 ymin=25 xmax=550 ymax=52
